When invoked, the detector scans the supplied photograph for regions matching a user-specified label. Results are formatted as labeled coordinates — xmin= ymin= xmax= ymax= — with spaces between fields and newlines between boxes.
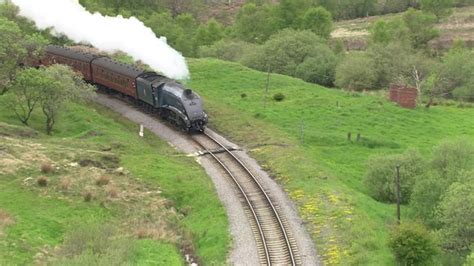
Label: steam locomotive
xmin=39 ymin=45 xmax=208 ymax=131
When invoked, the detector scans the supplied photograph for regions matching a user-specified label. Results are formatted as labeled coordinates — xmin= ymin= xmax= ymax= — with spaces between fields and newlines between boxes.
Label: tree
xmin=369 ymin=18 xmax=410 ymax=46
xmin=199 ymin=39 xmax=256 ymax=62
xmin=403 ymin=8 xmax=439 ymax=49
xmin=389 ymin=221 xmax=439 ymax=265
xmin=410 ymin=171 xmax=447 ymax=228
xmin=301 ymin=7 xmax=333 ymax=39
xmin=6 ymin=68 xmax=49 ymax=125
xmin=335 ymin=53 xmax=377 ymax=90
xmin=39 ymin=65 xmax=95 ymax=134
xmin=420 ymin=0 xmax=454 ymax=20
xmin=241 ymin=29 xmax=335 ymax=86
xmin=364 ymin=149 xmax=425 ymax=203
xmin=0 ymin=17 xmax=26 ymax=94
xmin=437 ymin=172 xmax=474 ymax=254
xmin=295 ymin=52 xmax=337 ymax=86
xmin=431 ymin=138 xmax=474 ymax=180
xmin=233 ymin=4 xmax=279 ymax=44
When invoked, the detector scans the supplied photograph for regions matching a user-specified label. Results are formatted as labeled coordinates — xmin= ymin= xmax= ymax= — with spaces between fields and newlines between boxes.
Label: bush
xmin=295 ymin=52 xmax=337 ymax=86
xmin=364 ymin=149 xmax=425 ymax=203
xmin=95 ymin=175 xmax=111 ymax=186
xmin=335 ymin=53 xmax=377 ymax=90
xmin=198 ymin=39 xmax=256 ymax=62
xmin=389 ymin=221 xmax=439 ymax=266
xmin=273 ymin=93 xmax=285 ymax=102
xmin=83 ymin=190 xmax=94 ymax=202
xmin=40 ymin=162 xmax=53 ymax=174
xmin=431 ymin=138 xmax=474 ymax=180
xmin=37 ymin=176 xmax=49 ymax=187
xmin=60 ymin=177 xmax=72 ymax=191
xmin=242 ymin=29 xmax=336 ymax=87
xmin=436 ymin=173 xmax=474 ymax=254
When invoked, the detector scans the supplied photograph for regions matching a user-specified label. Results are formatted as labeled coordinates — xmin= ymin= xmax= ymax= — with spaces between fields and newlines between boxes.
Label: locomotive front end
xmin=183 ymin=89 xmax=208 ymax=131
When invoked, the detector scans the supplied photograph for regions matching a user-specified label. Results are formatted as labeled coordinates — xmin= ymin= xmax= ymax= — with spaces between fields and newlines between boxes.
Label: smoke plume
xmin=11 ymin=0 xmax=190 ymax=80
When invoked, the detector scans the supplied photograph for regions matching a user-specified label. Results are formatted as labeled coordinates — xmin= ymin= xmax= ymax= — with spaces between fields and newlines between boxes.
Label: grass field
xmin=0 ymin=96 xmax=229 ymax=264
xmin=187 ymin=58 xmax=474 ymax=265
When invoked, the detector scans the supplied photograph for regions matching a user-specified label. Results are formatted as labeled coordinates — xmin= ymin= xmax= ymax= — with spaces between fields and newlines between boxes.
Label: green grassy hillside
xmin=0 ymin=98 xmax=229 ymax=264
xmin=187 ymin=58 xmax=474 ymax=265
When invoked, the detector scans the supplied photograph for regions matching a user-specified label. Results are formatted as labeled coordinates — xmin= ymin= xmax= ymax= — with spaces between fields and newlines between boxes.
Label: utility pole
xmin=396 ymin=165 xmax=401 ymax=224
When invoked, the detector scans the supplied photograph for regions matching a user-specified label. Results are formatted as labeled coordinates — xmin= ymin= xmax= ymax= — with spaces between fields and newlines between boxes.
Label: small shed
xmin=389 ymin=84 xmax=418 ymax=109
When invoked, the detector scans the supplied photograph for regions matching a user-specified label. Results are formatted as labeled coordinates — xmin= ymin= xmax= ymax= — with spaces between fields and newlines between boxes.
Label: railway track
xmin=193 ymin=131 xmax=300 ymax=265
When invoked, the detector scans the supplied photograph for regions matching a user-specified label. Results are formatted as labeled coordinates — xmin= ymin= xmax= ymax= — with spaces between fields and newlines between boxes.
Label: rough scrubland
xmin=0 ymin=97 xmax=229 ymax=265
xmin=187 ymin=58 xmax=474 ymax=265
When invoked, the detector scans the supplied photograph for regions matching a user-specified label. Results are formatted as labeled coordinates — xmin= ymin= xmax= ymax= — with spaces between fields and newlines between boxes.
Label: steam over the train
xmin=40 ymin=45 xmax=208 ymax=131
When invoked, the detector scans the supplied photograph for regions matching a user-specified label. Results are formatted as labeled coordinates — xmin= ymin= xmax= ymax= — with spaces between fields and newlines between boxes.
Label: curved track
xmin=193 ymin=131 xmax=299 ymax=265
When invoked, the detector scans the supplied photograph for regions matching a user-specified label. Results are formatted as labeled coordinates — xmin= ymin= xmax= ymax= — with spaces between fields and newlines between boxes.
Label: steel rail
xmin=202 ymin=130 xmax=296 ymax=266
xmin=192 ymin=136 xmax=272 ymax=265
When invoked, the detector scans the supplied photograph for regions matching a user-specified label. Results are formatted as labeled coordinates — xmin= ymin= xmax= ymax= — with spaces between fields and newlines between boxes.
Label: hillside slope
xmin=187 ymin=58 xmax=474 ymax=265
xmin=0 ymin=98 xmax=230 ymax=264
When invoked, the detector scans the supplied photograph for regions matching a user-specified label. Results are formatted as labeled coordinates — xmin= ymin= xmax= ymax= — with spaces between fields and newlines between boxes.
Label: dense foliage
xmin=389 ymin=221 xmax=439 ymax=265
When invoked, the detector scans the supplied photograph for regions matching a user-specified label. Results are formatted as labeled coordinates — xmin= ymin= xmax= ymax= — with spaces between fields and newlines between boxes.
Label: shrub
xmin=106 ymin=185 xmax=119 ymax=198
xmin=295 ymin=52 xmax=337 ymax=86
xmin=389 ymin=221 xmax=439 ymax=266
xmin=37 ymin=176 xmax=49 ymax=187
xmin=240 ymin=93 xmax=247 ymax=99
xmin=198 ymin=39 xmax=256 ymax=62
xmin=364 ymin=149 xmax=425 ymax=203
xmin=273 ymin=93 xmax=285 ymax=102
xmin=40 ymin=162 xmax=53 ymax=174
xmin=436 ymin=173 xmax=474 ymax=254
xmin=242 ymin=29 xmax=335 ymax=86
xmin=95 ymin=175 xmax=111 ymax=186
xmin=335 ymin=53 xmax=377 ymax=91
xmin=83 ymin=190 xmax=94 ymax=202
xmin=431 ymin=138 xmax=474 ymax=180
xmin=60 ymin=177 xmax=72 ymax=191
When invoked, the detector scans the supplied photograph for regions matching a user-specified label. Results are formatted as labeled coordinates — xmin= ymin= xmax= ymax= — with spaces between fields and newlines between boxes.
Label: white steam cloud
xmin=11 ymin=0 xmax=190 ymax=80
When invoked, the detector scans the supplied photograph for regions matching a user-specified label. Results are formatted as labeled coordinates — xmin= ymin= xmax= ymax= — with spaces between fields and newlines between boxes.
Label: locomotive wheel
xmin=178 ymin=118 xmax=188 ymax=132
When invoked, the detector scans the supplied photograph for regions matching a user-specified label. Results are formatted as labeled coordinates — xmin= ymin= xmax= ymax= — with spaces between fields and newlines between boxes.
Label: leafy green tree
xmin=0 ymin=17 xmax=26 ymax=94
xmin=410 ymin=171 xmax=447 ymax=228
xmin=423 ymin=46 xmax=474 ymax=105
xmin=295 ymin=52 xmax=336 ymax=86
xmin=437 ymin=172 xmax=474 ymax=254
xmin=464 ymin=251 xmax=474 ymax=266
xmin=206 ymin=19 xmax=225 ymax=45
xmin=431 ymin=138 xmax=474 ymax=180
xmin=410 ymin=138 xmax=473 ymax=228
xmin=368 ymin=42 xmax=413 ymax=88
xmin=241 ymin=29 xmax=335 ymax=86
xmin=301 ymin=7 xmax=333 ymax=39
xmin=420 ymin=0 xmax=454 ymax=20
xmin=364 ymin=149 xmax=425 ymax=203
xmin=233 ymin=4 xmax=278 ymax=44
xmin=389 ymin=221 xmax=440 ymax=265
xmin=5 ymin=68 xmax=46 ymax=125
xmin=403 ymin=8 xmax=439 ymax=49
xmin=39 ymin=65 xmax=95 ymax=134
xmin=335 ymin=52 xmax=377 ymax=90
xmin=369 ymin=18 xmax=410 ymax=46
xmin=199 ymin=39 xmax=256 ymax=62
xmin=194 ymin=19 xmax=224 ymax=47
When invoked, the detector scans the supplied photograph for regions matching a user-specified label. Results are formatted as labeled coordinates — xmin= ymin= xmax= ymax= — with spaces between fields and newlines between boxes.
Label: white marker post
xmin=139 ymin=124 xmax=144 ymax=137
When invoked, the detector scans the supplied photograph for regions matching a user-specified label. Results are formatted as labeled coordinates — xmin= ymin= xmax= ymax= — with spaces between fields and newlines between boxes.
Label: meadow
xmin=187 ymin=58 xmax=474 ymax=265
xmin=0 ymin=96 xmax=229 ymax=265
